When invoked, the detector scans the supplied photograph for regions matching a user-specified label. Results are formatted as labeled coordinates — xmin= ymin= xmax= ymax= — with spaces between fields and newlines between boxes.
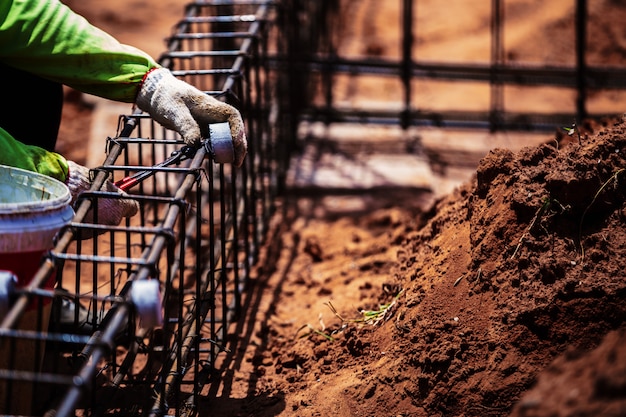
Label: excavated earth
xmin=220 ymin=117 xmax=626 ymax=417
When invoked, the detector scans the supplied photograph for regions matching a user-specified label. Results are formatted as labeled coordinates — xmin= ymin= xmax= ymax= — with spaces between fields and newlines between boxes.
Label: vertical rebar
xmin=575 ymin=0 xmax=587 ymax=122
xmin=401 ymin=0 xmax=414 ymax=130
xmin=321 ymin=0 xmax=336 ymax=127
xmin=490 ymin=0 xmax=504 ymax=132
xmin=285 ymin=0 xmax=305 ymax=150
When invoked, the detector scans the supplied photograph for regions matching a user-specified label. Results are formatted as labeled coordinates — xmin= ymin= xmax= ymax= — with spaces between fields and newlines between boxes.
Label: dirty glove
xmin=66 ymin=161 xmax=139 ymax=226
xmin=135 ymin=68 xmax=247 ymax=167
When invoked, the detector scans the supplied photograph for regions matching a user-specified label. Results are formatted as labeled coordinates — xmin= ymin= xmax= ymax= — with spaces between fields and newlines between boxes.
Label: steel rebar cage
xmin=283 ymin=0 xmax=626 ymax=133
xmin=0 ymin=1 xmax=282 ymax=416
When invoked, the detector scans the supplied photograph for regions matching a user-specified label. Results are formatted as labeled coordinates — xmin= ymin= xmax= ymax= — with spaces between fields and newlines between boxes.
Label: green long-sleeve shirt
xmin=0 ymin=0 xmax=160 ymax=181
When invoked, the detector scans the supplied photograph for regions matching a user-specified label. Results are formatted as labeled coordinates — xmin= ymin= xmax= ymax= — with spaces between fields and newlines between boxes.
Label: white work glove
xmin=135 ymin=68 xmax=247 ymax=167
xmin=66 ymin=161 xmax=139 ymax=226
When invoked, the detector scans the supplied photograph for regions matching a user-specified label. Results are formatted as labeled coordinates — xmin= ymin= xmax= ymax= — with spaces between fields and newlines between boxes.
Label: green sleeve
xmin=0 ymin=127 xmax=69 ymax=182
xmin=0 ymin=0 xmax=161 ymax=102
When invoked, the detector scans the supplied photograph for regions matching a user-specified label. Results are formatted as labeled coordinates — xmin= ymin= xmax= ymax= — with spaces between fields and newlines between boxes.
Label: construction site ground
xmin=58 ymin=1 xmax=626 ymax=416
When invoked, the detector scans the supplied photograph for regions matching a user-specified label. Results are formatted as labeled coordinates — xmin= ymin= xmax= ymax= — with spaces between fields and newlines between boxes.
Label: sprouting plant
xmin=563 ymin=120 xmax=582 ymax=145
xmin=296 ymin=289 xmax=405 ymax=342
xmin=295 ymin=323 xmax=336 ymax=342
xmin=326 ymin=289 xmax=404 ymax=327
xmin=295 ymin=311 xmax=338 ymax=341
xmin=578 ymin=168 xmax=625 ymax=262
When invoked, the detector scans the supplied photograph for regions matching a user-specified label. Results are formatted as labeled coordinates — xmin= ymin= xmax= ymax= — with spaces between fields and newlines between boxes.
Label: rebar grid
xmin=0 ymin=1 xmax=280 ymax=416
xmin=283 ymin=0 xmax=626 ymax=133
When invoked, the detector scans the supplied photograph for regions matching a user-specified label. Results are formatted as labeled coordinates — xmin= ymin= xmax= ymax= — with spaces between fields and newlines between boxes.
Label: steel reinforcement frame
xmin=0 ymin=1 xmax=284 ymax=416
xmin=280 ymin=0 xmax=626 ymax=134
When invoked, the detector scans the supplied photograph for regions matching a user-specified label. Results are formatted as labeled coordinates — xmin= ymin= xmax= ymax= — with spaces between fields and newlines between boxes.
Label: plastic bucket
xmin=0 ymin=165 xmax=74 ymax=414
xmin=0 ymin=165 xmax=74 ymax=301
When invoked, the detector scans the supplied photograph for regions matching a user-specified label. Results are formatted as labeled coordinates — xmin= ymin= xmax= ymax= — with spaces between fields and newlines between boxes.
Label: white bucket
xmin=0 ymin=164 xmax=74 ymax=255
xmin=0 ymin=164 xmax=74 ymax=414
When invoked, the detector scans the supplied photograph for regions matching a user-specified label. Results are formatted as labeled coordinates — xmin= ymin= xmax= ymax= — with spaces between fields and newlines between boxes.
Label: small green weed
xmin=296 ymin=289 xmax=404 ymax=342
xmin=326 ymin=288 xmax=404 ymax=326
xmin=295 ymin=323 xmax=336 ymax=342
xmin=562 ymin=120 xmax=582 ymax=145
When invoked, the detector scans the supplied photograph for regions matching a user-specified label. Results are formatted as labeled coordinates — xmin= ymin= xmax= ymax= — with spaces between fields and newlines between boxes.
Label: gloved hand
xmin=135 ymin=68 xmax=247 ymax=167
xmin=66 ymin=161 xmax=139 ymax=226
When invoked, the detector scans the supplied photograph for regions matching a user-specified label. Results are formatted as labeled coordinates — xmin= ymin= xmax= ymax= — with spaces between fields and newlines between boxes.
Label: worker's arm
xmin=0 ymin=0 xmax=159 ymax=102
xmin=0 ymin=0 xmax=247 ymax=165
xmin=0 ymin=127 xmax=68 ymax=182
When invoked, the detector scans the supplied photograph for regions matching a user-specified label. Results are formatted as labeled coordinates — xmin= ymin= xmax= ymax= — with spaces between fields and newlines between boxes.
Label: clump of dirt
xmin=510 ymin=327 xmax=626 ymax=417
xmin=245 ymin=117 xmax=626 ymax=417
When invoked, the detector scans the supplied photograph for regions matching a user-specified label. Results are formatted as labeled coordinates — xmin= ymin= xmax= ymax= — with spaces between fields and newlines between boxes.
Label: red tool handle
xmin=113 ymin=122 xmax=234 ymax=192
xmin=114 ymin=176 xmax=139 ymax=192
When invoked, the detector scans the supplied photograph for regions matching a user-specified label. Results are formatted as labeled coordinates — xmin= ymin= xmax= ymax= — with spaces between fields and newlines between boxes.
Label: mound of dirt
xmin=237 ymin=117 xmax=626 ymax=417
